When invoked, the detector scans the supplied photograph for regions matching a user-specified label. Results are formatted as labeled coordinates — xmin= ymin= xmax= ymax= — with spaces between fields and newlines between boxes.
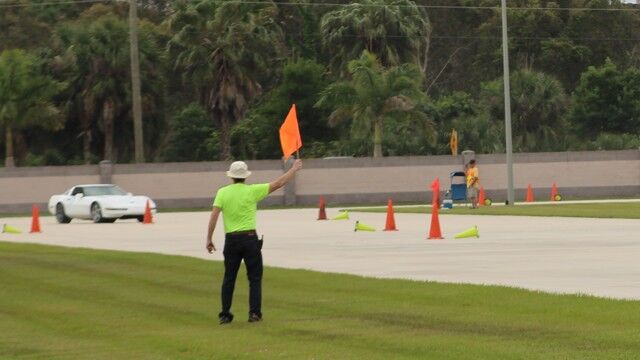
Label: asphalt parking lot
xmin=3 ymin=208 xmax=639 ymax=300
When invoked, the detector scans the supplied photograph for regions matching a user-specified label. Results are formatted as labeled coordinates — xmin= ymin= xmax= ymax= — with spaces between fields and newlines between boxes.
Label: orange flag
xmin=279 ymin=104 xmax=302 ymax=160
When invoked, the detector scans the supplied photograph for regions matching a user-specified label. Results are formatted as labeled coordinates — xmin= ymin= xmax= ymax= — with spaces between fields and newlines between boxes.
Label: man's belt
xmin=227 ymin=230 xmax=257 ymax=236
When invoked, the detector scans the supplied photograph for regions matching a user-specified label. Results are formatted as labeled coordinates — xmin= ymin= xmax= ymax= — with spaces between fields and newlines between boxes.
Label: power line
xmin=273 ymin=1 xmax=640 ymax=12
xmin=1 ymin=0 xmax=640 ymax=12
xmin=0 ymin=0 xmax=122 ymax=8
xmin=354 ymin=34 xmax=640 ymax=42
xmin=3 ymin=30 xmax=635 ymax=42
xmin=191 ymin=0 xmax=640 ymax=12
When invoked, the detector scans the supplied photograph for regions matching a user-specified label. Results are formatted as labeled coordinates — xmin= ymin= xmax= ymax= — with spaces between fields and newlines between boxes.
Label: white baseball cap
xmin=226 ymin=161 xmax=252 ymax=179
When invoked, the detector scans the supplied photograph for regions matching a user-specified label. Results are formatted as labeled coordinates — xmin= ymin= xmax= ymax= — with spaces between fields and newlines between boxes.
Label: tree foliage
xmin=321 ymin=0 xmax=431 ymax=75
xmin=316 ymin=51 xmax=432 ymax=158
xmin=167 ymin=0 xmax=284 ymax=160
xmin=0 ymin=49 xmax=65 ymax=167
xmin=1 ymin=0 xmax=640 ymax=166
xmin=163 ymin=103 xmax=219 ymax=162
xmin=572 ymin=59 xmax=640 ymax=136
xmin=51 ymin=7 xmax=165 ymax=163
xmin=480 ymin=69 xmax=568 ymax=152
xmin=232 ymin=58 xmax=332 ymax=160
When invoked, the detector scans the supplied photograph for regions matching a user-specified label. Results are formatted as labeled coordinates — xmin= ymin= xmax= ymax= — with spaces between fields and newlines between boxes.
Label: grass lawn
xmin=1 ymin=242 xmax=639 ymax=359
xmin=347 ymin=202 xmax=640 ymax=219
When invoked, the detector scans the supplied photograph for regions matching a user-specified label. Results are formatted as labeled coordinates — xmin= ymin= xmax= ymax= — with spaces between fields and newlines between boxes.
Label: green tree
xmin=505 ymin=1 xmax=564 ymax=69
xmin=320 ymin=0 xmax=431 ymax=75
xmin=0 ymin=1 xmax=86 ymax=52
xmin=233 ymin=59 xmax=332 ymax=159
xmin=52 ymin=8 xmax=165 ymax=163
xmin=0 ymin=49 xmax=65 ymax=167
xmin=572 ymin=60 xmax=640 ymax=136
xmin=480 ymin=69 xmax=568 ymax=152
xmin=420 ymin=91 xmax=504 ymax=155
xmin=166 ymin=0 xmax=283 ymax=160
xmin=539 ymin=37 xmax=592 ymax=89
xmin=565 ymin=0 xmax=640 ymax=67
xmin=469 ymin=1 xmax=565 ymax=85
xmin=316 ymin=51 xmax=432 ymax=158
xmin=163 ymin=103 xmax=218 ymax=161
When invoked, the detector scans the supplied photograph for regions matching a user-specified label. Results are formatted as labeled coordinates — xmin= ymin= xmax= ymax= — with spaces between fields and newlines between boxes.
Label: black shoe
xmin=248 ymin=313 xmax=262 ymax=323
xmin=219 ymin=312 xmax=233 ymax=325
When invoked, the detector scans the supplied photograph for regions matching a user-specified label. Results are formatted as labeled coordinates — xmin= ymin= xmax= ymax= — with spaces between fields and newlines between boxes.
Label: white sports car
xmin=48 ymin=184 xmax=157 ymax=223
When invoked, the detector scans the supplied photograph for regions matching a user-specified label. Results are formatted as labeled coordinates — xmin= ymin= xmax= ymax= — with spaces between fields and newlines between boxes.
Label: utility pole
xmin=129 ymin=0 xmax=144 ymax=163
xmin=501 ymin=0 xmax=515 ymax=205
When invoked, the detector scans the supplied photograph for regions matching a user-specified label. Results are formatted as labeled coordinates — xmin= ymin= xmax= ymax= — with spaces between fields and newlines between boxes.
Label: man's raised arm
xmin=269 ymin=159 xmax=302 ymax=194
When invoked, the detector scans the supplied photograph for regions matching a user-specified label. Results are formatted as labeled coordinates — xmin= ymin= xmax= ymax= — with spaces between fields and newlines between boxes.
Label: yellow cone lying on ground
xmin=354 ymin=221 xmax=376 ymax=232
xmin=2 ymin=224 xmax=22 ymax=234
xmin=455 ymin=225 xmax=479 ymax=239
xmin=332 ymin=211 xmax=349 ymax=220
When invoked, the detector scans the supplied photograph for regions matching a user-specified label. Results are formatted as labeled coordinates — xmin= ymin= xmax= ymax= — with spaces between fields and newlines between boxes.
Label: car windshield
xmin=83 ymin=186 xmax=127 ymax=196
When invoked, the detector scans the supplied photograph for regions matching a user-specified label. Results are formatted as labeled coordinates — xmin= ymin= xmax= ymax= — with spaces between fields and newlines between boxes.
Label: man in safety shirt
xmin=206 ymin=159 xmax=302 ymax=324
xmin=466 ymin=159 xmax=480 ymax=209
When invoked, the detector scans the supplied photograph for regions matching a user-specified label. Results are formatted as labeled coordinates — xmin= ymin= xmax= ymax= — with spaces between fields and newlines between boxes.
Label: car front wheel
xmin=56 ymin=203 xmax=72 ymax=224
xmin=91 ymin=202 xmax=104 ymax=223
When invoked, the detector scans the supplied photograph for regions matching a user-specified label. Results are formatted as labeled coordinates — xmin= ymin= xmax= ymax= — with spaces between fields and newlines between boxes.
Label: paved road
xmin=2 ymin=209 xmax=639 ymax=300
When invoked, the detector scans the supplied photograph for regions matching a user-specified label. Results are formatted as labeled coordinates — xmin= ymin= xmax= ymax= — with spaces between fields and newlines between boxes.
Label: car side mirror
xmin=75 ymin=193 xmax=84 ymax=199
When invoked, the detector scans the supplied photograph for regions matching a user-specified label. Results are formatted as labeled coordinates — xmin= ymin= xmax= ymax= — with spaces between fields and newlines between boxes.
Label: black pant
xmin=219 ymin=232 xmax=263 ymax=319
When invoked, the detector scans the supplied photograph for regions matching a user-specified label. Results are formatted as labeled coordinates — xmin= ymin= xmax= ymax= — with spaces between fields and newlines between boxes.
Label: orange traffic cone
xmin=384 ymin=198 xmax=397 ymax=231
xmin=30 ymin=204 xmax=41 ymax=233
xmin=143 ymin=200 xmax=153 ymax=224
xmin=428 ymin=178 xmax=443 ymax=239
xmin=550 ymin=183 xmax=558 ymax=201
xmin=478 ymin=187 xmax=486 ymax=207
xmin=317 ymin=196 xmax=327 ymax=220
xmin=428 ymin=204 xmax=443 ymax=240
xmin=526 ymin=184 xmax=534 ymax=202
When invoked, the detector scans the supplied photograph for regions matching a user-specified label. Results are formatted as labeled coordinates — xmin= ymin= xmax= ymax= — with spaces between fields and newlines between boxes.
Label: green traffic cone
xmin=332 ymin=211 xmax=349 ymax=220
xmin=2 ymin=224 xmax=22 ymax=234
xmin=454 ymin=225 xmax=479 ymax=239
xmin=354 ymin=221 xmax=376 ymax=232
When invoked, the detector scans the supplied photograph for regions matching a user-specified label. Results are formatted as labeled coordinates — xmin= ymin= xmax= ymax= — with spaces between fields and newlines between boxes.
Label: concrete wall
xmin=1 ymin=150 xmax=638 ymax=213
xmin=111 ymin=161 xmax=285 ymax=208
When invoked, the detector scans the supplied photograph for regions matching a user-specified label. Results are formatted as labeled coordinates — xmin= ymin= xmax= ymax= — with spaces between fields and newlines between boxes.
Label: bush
xmin=22 ymin=149 xmax=66 ymax=166
xmin=24 ymin=153 xmax=45 ymax=167
xmin=163 ymin=104 xmax=218 ymax=162
xmin=42 ymin=149 xmax=66 ymax=165
xmin=586 ymin=133 xmax=640 ymax=151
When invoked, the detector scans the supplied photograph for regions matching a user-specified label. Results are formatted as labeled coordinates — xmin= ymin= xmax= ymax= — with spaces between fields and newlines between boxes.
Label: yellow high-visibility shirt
xmin=467 ymin=167 xmax=479 ymax=188
xmin=212 ymin=183 xmax=269 ymax=233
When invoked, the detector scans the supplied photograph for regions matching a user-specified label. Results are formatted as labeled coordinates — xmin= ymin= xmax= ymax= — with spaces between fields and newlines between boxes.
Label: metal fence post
xmin=283 ymin=158 xmax=297 ymax=206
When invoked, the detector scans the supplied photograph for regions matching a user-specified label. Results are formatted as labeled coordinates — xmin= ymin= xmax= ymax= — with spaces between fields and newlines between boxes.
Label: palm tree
xmin=480 ymin=69 xmax=568 ymax=152
xmin=321 ymin=0 xmax=431 ymax=75
xmin=316 ymin=51 xmax=432 ymax=158
xmin=87 ymin=15 xmax=131 ymax=162
xmin=52 ymin=12 xmax=164 ymax=163
xmin=0 ymin=49 xmax=64 ymax=167
xmin=51 ymin=24 xmax=96 ymax=163
xmin=166 ymin=0 xmax=283 ymax=160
